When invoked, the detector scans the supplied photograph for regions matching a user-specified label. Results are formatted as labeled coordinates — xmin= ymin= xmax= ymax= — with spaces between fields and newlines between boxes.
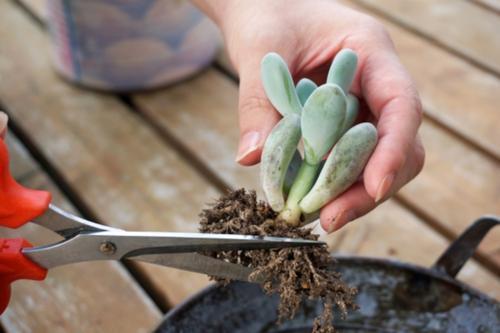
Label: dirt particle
xmin=199 ymin=189 xmax=357 ymax=333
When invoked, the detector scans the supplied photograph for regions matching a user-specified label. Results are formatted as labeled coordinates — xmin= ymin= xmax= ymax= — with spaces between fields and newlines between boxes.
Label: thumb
xmin=0 ymin=112 xmax=8 ymax=140
xmin=235 ymin=64 xmax=281 ymax=166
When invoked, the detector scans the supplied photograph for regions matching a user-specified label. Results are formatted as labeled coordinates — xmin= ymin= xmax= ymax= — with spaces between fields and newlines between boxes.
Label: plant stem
xmin=279 ymin=161 xmax=319 ymax=225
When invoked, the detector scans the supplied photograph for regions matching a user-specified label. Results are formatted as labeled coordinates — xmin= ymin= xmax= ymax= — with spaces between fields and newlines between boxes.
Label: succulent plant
xmin=326 ymin=48 xmax=358 ymax=93
xmin=260 ymin=49 xmax=377 ymax=226
xmin=260 ymin=114 xmax=301 ymax=211
xmin=295 ymin=78 xmax=317 ymax=106
xmin=261 ymin=53 xmax=302 ymax=116
xmin=300 ymin=123 xmax=377 ymax=214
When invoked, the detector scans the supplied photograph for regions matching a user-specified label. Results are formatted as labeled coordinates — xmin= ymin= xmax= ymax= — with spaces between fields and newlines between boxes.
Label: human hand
xmin=195 ymin=0 xmax=425 ymax=232
xmin=0 ymin=112 xmax=7 ymax=139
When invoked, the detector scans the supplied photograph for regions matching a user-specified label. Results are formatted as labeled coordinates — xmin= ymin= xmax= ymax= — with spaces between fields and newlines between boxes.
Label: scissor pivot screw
xmin=99 ymin=241 xmax=116 ymax=255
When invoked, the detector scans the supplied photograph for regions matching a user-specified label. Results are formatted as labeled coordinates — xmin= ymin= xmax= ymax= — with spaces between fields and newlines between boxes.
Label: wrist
xmin=190 ymin=0 xmax=232 ymax=28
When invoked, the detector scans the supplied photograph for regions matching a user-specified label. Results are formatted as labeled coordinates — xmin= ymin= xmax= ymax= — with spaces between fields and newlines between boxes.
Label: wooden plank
xmin=0 ymin=0 xmax=216 ymax=306
xmin=471 ymin=0 xmax=500 ymax=13
xmin=6 ymin=132 xmax=37 ymax=180
xmin=137 ymin=70 xmax=256 ymax=191
xmin=388 ymin=21 xmax=500 ymax=160
xmin=351 ymin=0 xmax=500 ymax=75
xmin=17 ymin=0 xmax=47 ymax=21
xmin=399 ymin=121 xmax=500 ymax=264
xmin=1 ymin=135 xmax=161 ymax=333
xmin=134 ymin=67 xmax=500 ymax=267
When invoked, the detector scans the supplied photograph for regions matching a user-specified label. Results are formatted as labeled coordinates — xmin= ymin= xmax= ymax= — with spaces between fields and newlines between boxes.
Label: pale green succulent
xmin=326 ymin=48 xmax=358 ymax=93
xmin=296 ymin=78 xmax=317 ymax=106
xmin=261 ymin=53 xmax=302 ymax=116
xmin=260 ymin=50 xmax=377 ymax=226
xmin=260 ymin=114 xmax=301 ymax=211
xmin=300 ymin=123 xmax=377 ymax=214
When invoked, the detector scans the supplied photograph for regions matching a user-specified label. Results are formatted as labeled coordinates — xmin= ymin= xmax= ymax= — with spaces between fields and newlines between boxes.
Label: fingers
xmin=0 ymin=112 xmax=8 ymax=139
xmin=360 ymin=50 xmax=423 ymax=202
xmin=235 ymin=63 xmax=282 ymax=166
xmin=319 ymin=137 xmax=425 ymax=233
xmin=319 ymin=181 xmax=374 ymax=233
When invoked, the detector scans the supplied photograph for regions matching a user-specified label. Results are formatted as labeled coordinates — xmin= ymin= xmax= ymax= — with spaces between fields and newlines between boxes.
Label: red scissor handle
xmin=0 ymin=126 xmax=51 ymax=313
xmin=0 ymin=139 xmax=51 ymax=228
xmin=0 ymin=239 xmax=47 ymax=313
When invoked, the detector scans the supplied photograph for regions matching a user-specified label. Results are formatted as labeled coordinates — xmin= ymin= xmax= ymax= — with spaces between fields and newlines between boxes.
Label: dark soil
xmin=199 ymin=189 xmax=357 ymax=333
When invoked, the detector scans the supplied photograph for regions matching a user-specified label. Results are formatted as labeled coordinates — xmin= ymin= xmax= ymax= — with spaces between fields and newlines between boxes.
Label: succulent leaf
xmin=340 ymin=94 xmax=359 ymax=134
xmin=296 ymin=78 xmax=317 ymax=106
xmin=261 ymin=53 xmax=302 ymax=116
xmin=302 ymin=83 xmax=346 ymax=165
xmin=261 ymin=114 xmax=302 ymax=211
xmin=283 ymin=150 xmax=302 ymax=195
xmin=326 ymin=49 xmax=358 ymax=93
xmin=300 ymin=123 xmax=377 ymax=214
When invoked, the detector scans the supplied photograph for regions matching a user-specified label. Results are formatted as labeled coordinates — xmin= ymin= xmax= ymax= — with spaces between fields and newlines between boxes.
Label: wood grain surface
xmin=1 ymin=134 xmax=162 ymax=333
xmin=1 ymin=0 xmax=499 ymax=331
xmin=351 ymin=0 xmax=500 ymax=75
xmin=0 ymin=0 xmax=215 ymax=306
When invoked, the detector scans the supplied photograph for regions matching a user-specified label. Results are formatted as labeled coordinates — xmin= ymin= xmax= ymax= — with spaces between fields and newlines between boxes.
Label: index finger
xmin=0 ymin=112 xmax=8 ymax=139
xmin=360 ymin=50 xmax=422 ymax=201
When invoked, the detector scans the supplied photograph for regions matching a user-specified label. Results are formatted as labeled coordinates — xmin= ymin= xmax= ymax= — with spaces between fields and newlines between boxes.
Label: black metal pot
xmin=156 ymin=217 xmax=500 ymax=333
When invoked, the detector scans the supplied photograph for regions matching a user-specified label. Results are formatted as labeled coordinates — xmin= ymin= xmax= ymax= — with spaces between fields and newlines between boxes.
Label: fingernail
xmin=310 ymin=221 xmax=327 ymax=237
xmin=325 ymin=210 xmax=356 ymax=234
xmin=235 ymin=131 xmax=260 ymax=162
xmin=375 ymin=173 xmax=395 ymax=203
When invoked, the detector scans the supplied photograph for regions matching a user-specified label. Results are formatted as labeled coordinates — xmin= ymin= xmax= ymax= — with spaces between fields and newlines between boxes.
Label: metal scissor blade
xmin=131 ymin=253 xmax=263 ymax=283
xmin=33 ymin=204 xmax=121 ymax=238
xmin=110 ymin=231 xmax=323 ymax=256
xmin=23 ymin=230 xmax=324 ymax=269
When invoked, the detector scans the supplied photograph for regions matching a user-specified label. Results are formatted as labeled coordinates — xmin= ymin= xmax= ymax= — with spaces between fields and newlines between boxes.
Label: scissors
xmin=0 ymin=136 xmax=323 ymax=313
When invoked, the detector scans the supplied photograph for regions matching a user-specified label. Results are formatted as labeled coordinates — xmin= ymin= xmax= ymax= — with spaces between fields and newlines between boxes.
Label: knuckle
xmin=413 ymin=137 xmax=426 ymax=175
xmin=409 ymin=91 xmax=424 ymax=125
xmin=392 ymin=149 xmax=408 ymax=171
xmin=239 ymin=95 xmax=272 ymax=116
xmin=392 ymin=81 xmax=423 ymax=124
xmin=343 ymin=15 xmax=391 ymax=51
xmin=381 ymin=141 xmax=407 ymax=172
xmin=400 ymin=83 xmax=423 ymax=123
xmin=361 ymin=15 xmax=389 ymax=39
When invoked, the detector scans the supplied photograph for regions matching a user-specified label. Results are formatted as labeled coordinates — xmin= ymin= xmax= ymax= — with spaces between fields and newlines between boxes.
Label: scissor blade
xmin=23 ymin=231 xmax=324 ymax=269
xmin=111 ymin=231 xmax=324 ymax=256
xmin=131 ymin=253 xmax=264 ymax=283
xmin=33 ymin=204 xmax=121 ymax=237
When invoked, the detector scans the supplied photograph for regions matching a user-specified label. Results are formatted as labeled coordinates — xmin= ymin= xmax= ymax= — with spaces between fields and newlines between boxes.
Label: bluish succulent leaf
xmin=283 ymin=150 xmax=302 ymax=195
xmin=301 ymin=83 xmax=346 ymax=165
xmin=261 ymin=114 xmax=302 ymax=211
xmin=300 ymin=123 xmax=378 ymax=214
xmin=326 ymin=49 xmax=358 ymax=93
xmin=296 ymin=78 xmax=317 ymax=106
xmin=341 ymin=94 xmax=359 ymax=134
xmin=261 ymin=53 xmax=302 ymax=116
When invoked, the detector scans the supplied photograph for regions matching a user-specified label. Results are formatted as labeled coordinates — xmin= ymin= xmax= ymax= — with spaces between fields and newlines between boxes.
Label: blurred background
xmin=0 ymin=0 xmax=498 ymax=332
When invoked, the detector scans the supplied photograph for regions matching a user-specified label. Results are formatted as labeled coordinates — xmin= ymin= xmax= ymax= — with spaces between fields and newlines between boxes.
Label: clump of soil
xmin=199 ymin=189 xmax=357 ymax=333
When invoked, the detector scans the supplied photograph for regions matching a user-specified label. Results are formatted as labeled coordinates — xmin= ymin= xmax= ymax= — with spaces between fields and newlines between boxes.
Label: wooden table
xmin=1 ymin=0 xmax=499 ymax=331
